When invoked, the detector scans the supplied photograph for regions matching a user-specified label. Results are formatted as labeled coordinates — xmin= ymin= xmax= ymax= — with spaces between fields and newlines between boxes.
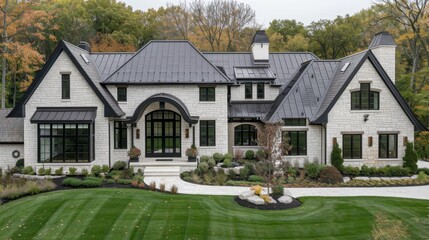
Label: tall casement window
xmin=199 ymin=87 xmax=215 ymax=101
xmin=39 ymin=123 xmax=92 ymax=163
xmin=284 ymin=118 xmax=306 ymax=126
xmin=379 ymin=134 xmax=398 ymax=158
xmin=200 ymin=120 xmax=216 ymax=146
xmin=351 ymin=83 xmax=379 ymax=110
xmin=117 ymin=87 xmax=127 ymax=102
xmin=245 ymin=83 xmax=253 ymax=99
xmin=61 ymin=74 xmax=70 ymax=99
xmin=343 ymin=134 xmax=362 ymax=159
xmin=257 ymin=82 xmax=265 ymax=99
xmin=114 ymin=121 xmax=127 ymax=149
xmin=234 ymin=124 xmax=257 ymax=146
xmin=283 ymin=131 xmax=307 ymax=156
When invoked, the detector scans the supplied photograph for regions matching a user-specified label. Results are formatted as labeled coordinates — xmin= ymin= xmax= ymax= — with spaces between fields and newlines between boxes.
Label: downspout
xmin=322 ymin=124 xmax=327 ymax=165
xmin=108 ymin=121 xmax=111 ymax=168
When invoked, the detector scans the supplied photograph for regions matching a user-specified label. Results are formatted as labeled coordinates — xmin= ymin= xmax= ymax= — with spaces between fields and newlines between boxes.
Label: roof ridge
xmin=91 ymin=52 xmax=135 ymax=55
xmin=338 ymin=49 xmax=369 ymax=61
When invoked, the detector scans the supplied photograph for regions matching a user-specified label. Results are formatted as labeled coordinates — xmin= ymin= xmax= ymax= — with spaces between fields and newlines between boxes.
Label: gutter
xmin=108 ymin=121 xmax=111 ymax=168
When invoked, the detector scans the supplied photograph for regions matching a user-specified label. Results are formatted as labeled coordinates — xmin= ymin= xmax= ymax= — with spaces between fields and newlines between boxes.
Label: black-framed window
xmin=62 ymin=74 xmax=70 ymax=99
xmin=38 ymin=123 xmax=92 ymax=163
xmin=200 ymin=120 xmax=215 ymax=146
xmin=145 ymin=110 xmax=181 ymax=157
xmin=117 ymin=87 xmax=127 ymax=102
xmin=114 ymin=121 xmax=127 ymax=149
xmin=351 ymin=83 xmax=379 ymax=110
xmin=245 ymin=83 xmax=252 ymax=99
xmin=234 ymin=124 xmax=257 ymax=146
xmin=199 ymin=87 xmax=215 ymax=101
xmin=284 ymin=118 xmax=306 ymax=126
xmin=343 ymin=134 xmax=362 ymax=159
xmin=283 ymin=131 xmax=307 ymax=156
xmin=379 ymin=134 xmax=398 ymax=158
xmin=257 ymin=82 xmax=265 ymax=99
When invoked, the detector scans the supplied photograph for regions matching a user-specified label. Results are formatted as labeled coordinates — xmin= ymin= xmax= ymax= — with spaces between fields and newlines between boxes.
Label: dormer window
xmin=351 ymin=83 xmax=379 ymax=110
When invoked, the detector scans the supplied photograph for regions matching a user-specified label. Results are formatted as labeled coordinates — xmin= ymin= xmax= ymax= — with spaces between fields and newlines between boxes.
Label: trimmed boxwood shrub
xmin=62 ymin=177 xmax=102 ymax=188
xmin=213 ymin=153 xmax=224 ymax=163
xmin=248 ymin=175 xmax=264 ymax=182
xmin=342 ymin=166 xmax=360 ymax=177
xmin=207 ymin=158 xmax=216 ymax=168
xmin=360 ymin=165 xmax=371 ymax=176
xmin=91 ymin=165 xmax=102 ymax=177
xmin=62 ymin=178 xmax=82 ymax=187
xmin=239 ymin=166 xmax=250 ymax=180
xmin=55 ymin=167 xmax=63 ymax=175
xmin=44 ymin=168 xmax=52 ymax=176
xmin=198 ymin=162 xmax=209 ymax=173
xmin=68 ymin=167 xmax=77 ymax=176
xmin=200 ymin=155 xmax=210 ymax=163
xmin=112 ymin=161 xmax=127 ymax=171
xmin=319 ymin=166 xmax=343 ymax=184
xmin=245 ymin=150 xmax=255 ymax=160
xmin=222 ymin=159 xmax=232 ymax=168
xmin=21 ymin=166 xmax=35 ymax=175
xmin=224 ymin=153 xmax=233 ymax=161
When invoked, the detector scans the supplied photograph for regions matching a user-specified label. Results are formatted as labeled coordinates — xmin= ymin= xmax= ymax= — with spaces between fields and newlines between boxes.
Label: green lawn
xmin=0 ymin=189 xmax=428 ymax=239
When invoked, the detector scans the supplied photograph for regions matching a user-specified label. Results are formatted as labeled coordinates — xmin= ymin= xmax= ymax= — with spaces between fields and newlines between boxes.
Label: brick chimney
xmin=369 ymin=32 xmax=397 ymax=83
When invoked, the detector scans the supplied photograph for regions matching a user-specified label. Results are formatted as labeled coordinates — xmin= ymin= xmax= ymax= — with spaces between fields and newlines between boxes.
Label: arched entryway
xmin=145 ymin=110 xmax=181 ymax=157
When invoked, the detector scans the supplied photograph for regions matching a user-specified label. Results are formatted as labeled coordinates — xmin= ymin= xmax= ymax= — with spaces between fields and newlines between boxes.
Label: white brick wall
xmin=230 ymin=84 xmax=279 ymax=101
xmin=370 ymin=46 xmax=396 ymax=83
xmin=0 ymin=144 xmax=24 ymax=171
xmin=107 ymin=84 xmax=229 ymax=159
xmin=326 ymin=59 xmax=414 ymax=167
xmin=24 ymin=52 xmax=109 ymax=169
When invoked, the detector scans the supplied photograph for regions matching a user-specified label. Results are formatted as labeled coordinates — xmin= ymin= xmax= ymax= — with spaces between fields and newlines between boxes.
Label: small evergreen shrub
xmin=403 ymin=142 xmax=418 ymax=173
xmin=239 ymin=166 xmax=250 ymax=180
xmin=120 ymin=167 xmax=134 ymax=179
xmin=228 ymin=169 xmax=236 ymax=178
xmin=245 ymin=150 xmax=255 ymax=160
xmin=207 ymin=158 xmax=216 ymax=168
xmin=418 ymin=168 xmax=429 ymax=175
xmin=44 ymin=168 xmax=52 ymax=176
xmin=101 ymin=165 xmax=110 ymax=173
xmin=200 ymin=155 xmax=210 ymax=163
xmin=342 ymin=166 xmax=360 ymax=177
xmin=271 ymin=184 xmax=284 ymax=196
xmin=319 ymin=166 xmax=343 ymax=184
xmin=213 ymin=153 xmax=224 ymax=163
xmin=248 ymin=175 xmax=264 ymax=182
xmin=180 ymin=171 xmax=190 ymax=178
xmin=91 ymin=165 xmax=102 ymax=177
xmin=68 ymin=167 xmax=77 ymax=175
xmin=224 ymin=153 xmax=233 ymax=161
xmin=256 ymin=150 xmax=266 ymax=161
xmin=81 ymin=168 xmax=89 ymax=176
xmin=331 ymin=142 xmax=344 ymax=171
xmin=198 ymin=162 xmax=209 ymax=173
xmin=222 ymin=159 xmax=232 ymax=168
xmin=62 ymin=178 xmax=82 ymax=187
xmin=112 ymin=161 xmax=128 ymax=171
xmin=21 ymin=166 xmax=35 ymax=175
xmin=15 ymin=159 xmax=24 ymax=169
xmin=304 ymin=163 xmax=325 ymax=180
xmin=361 ymin=165 xmax=371 ymax=176
xmin=55 ymin=167 xmax=63 ymax=175
xmin=81 ymin=179 xmax=102 ymax=188
xmin=38 ymin=168 xmax=45 ymax=176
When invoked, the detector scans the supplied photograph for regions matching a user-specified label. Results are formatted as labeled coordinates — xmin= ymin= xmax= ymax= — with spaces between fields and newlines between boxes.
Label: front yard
xmin=0 ymin=188 xmax=428 ymax=239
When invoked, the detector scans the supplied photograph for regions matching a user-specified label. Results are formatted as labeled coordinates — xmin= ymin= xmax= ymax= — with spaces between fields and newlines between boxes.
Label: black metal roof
xmin=92 ymin=52 xmax=134 ymax=80
xmin=103 ymin=41 xmax=231 ymax=85
xmin=229 ymin=101 xmax=273 ymax=119
xmin=204 ymin=52 xmax=318 ymax=85
xmin=252 ymin=30 xmax=269 ymax=44
xmin=369 ymin=32 xmax=397 ymax=48
xmin=234 ymin=67 xmax=275 ymax=81
xmin=30 ymin=107 xmax=97 ymax=123
xmin=0 ymin=109 xmax=23 ymax=143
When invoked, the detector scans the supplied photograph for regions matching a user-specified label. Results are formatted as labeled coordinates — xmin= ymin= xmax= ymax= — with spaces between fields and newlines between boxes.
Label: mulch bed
xmin=234 ymin=195 xmax=302 ymax=210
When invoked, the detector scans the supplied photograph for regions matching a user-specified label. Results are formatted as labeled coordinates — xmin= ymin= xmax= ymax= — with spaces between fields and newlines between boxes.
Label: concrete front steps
xmin=131 ymin=159 xmax=197 ymax=176
xmin=143 ymin=166 xmax=181 ymax=177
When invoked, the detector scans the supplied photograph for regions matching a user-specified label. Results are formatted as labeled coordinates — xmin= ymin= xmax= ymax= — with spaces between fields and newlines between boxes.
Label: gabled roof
xmin=103 ymin=40 xmax=231 ymax=85
xmin=7 ymin=41 xmax=125 ymax=118
xmin=92 ymin=52 xmax=134 ymax=80
xmin=0 ymin=109 xmax=23 ymax=143
xmin=204 ymin=52 xmax=318 ymax=85
xmin=263 ymin=60 xmax=340 ymax=122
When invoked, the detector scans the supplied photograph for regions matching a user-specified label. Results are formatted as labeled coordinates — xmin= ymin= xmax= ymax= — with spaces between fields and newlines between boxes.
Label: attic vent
xmin=341 ymin=62 xmax=350 ymax=72
xmin=80 ymin=53 xmax=90 ymax=64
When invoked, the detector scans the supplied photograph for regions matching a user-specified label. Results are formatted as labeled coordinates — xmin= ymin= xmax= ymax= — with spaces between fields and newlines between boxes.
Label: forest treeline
xmin=0 ymin=0 xmax=428 ymax=150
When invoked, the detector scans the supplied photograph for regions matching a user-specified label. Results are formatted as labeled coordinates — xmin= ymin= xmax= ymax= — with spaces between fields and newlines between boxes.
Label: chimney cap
xmin=369 ymin=31 xmax=396 ymax=48
xmin=78 ymin=41 xmax=91 ymax=53
xmin=252 ymin=30 xmax=269 ymax=44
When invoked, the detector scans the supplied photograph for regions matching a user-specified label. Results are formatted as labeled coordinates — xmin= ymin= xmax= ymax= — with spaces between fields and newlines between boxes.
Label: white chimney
xmin=369 ymin=32 xmax=397 ymax=83
xmin=251 ymin=30 xmax=269 ymax=64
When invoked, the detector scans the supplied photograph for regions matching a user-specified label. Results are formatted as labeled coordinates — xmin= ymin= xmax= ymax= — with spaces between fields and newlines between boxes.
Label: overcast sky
xmin=122 ymin=0 xmax=375 ymax=26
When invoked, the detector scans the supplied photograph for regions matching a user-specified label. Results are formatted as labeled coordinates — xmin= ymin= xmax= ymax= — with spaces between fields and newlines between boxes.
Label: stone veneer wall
xmin=326 ymin=59 xmax=414 ymax=167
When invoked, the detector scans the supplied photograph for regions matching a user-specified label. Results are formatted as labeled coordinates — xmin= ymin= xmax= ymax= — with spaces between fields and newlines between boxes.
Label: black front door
xmin=145 ymin=110 xmax=181 ymax=157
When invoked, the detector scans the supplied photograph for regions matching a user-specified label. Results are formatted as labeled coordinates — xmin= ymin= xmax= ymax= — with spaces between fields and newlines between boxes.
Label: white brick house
xmin=3 ymin=31 xmax=426 ymax=173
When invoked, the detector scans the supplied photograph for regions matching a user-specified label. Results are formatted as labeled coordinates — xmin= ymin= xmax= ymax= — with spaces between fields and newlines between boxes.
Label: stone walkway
xmin=143 ymin=161 xmax=429 ymax=200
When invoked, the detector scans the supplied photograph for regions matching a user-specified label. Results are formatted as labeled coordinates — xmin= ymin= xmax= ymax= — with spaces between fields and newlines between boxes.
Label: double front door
xmin=145 ymin=110 xmax=181 ymax=157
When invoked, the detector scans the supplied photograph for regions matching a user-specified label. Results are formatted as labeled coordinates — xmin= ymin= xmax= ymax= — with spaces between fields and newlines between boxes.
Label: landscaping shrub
xmin=117 ymin=179 xmax=133 ymax=185
xmin=149 ymin=181 xmax=156 ymax=191
xmin=0 ymin=167 xmax=2 ymax=178
xmin=91 ymin=165 xmax=102 ymax=177
xmin=15 ymin=159 xmax=24 ymax=170
xmin=39 ymin=181 xmax=56 ymax=191
xmin=256 ymin=150 xmax=266 ymax=161
xmin=304 ymin=163 xmax=325 ymax=180
xmin=418 ymin=168 xmax=429 ymax=175
xmin=203 ymin=172 xmax=213 ymax=184
xmin=81 ymin=168 xmax=89 ymax=176
xmin=245 ymin=150 xmax=255 ymax=160
xmin=213 ymin=153 xmax=224 ymax=163
xmin=228 ymin=169 xmax=236 ymax=178
xmin=112 ymin=161 xmax=127 ymax=171
xmin=25 ymin=181 xmax=41 ymax=195
xmin=222 ymin=159 xmax=232 ymax=168
xmin=224 ymin=153 xmax=233 ymax=161
xmin=200 ymin=155 xmax=210 ymax=163
xmin=342 ymin=166 xmax=360 ymax=177
xmin=191 ymin=173 xmax=201 ymax=183
xmin=271 ymin=184 xmax=284 ymax=196
xmin=170 ymin=185 xmax=178 ymax=194
xmin=331 ymin=143 xmax=344 ymax=171
xmin=182 ymin=176 xmax=192 ymax=182
xmin=197 ymin=162 xmax=209 ymax=173
xmin=180 ymin=172 xmax=190 ymax=178
xmin=120 ymin=167 xmax=134 ymax=179
xmin=63 ymin=177 xmax=102 ymax=188
xmin=214 ymin=172 xmax=228 ymax=185
xmin=319 ymin=166 xmax=343 ymax=184
xmin=248 ymin=175 xmax=264 ymax=182
xmin=101 ymin=165 xmax=110 ymax=173
xmin=68 ymin=167 xmax=77 ymax=176
xmin=0 ymin=185 xmax=22 ymax=199
xmin=44 ymin=168 xmax=52 ymax=176
xmin=403 ymin=142 xmax=418 ymax=173
xmin=369 ymin=167 xmax=378 ymax=176
xmin=388 ymin=166 xmax=410 ymax=177
xmin=38 ymin=168 xmax=45 ymax=176
xmin=207 ymin=158 xmax=216 ymax=168
xmin=21 ymin=166 xmax=34 ymax=175
xmin=55 ymin=167 xmax=63 ymax=176
xmin=361 ymin=165 xmax=371 ymax=176
xmin=159 ymin=183 xmax=166 ymax=192
xmin=81 ymin=179 xmax=102 ymax=188
xmin=417 ymin=171 xmax=428 ymax=182
xmin=239 ymin=166 xmax=250 ymax=180
xmin=244 ymin=163 xmax=256 ymax=175
xmin=62 ymin=178 xmax=82 ymax=187
xmin=234 ymin=150 xmax=243 ymax=162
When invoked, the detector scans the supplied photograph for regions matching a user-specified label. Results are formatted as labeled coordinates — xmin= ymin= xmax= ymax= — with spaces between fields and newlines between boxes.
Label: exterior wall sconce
xmin=403 ymin=136 xmax=408 ymax=146
xmin=364 ymin=114 xmax=369 ymax=122
xmin=136 ymin=129 xmax=140 ymax=139
xmin=185 ymin=128 xmax=189 ymax=138
xmin=368 ymin=136 xmax=373 ymax=147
